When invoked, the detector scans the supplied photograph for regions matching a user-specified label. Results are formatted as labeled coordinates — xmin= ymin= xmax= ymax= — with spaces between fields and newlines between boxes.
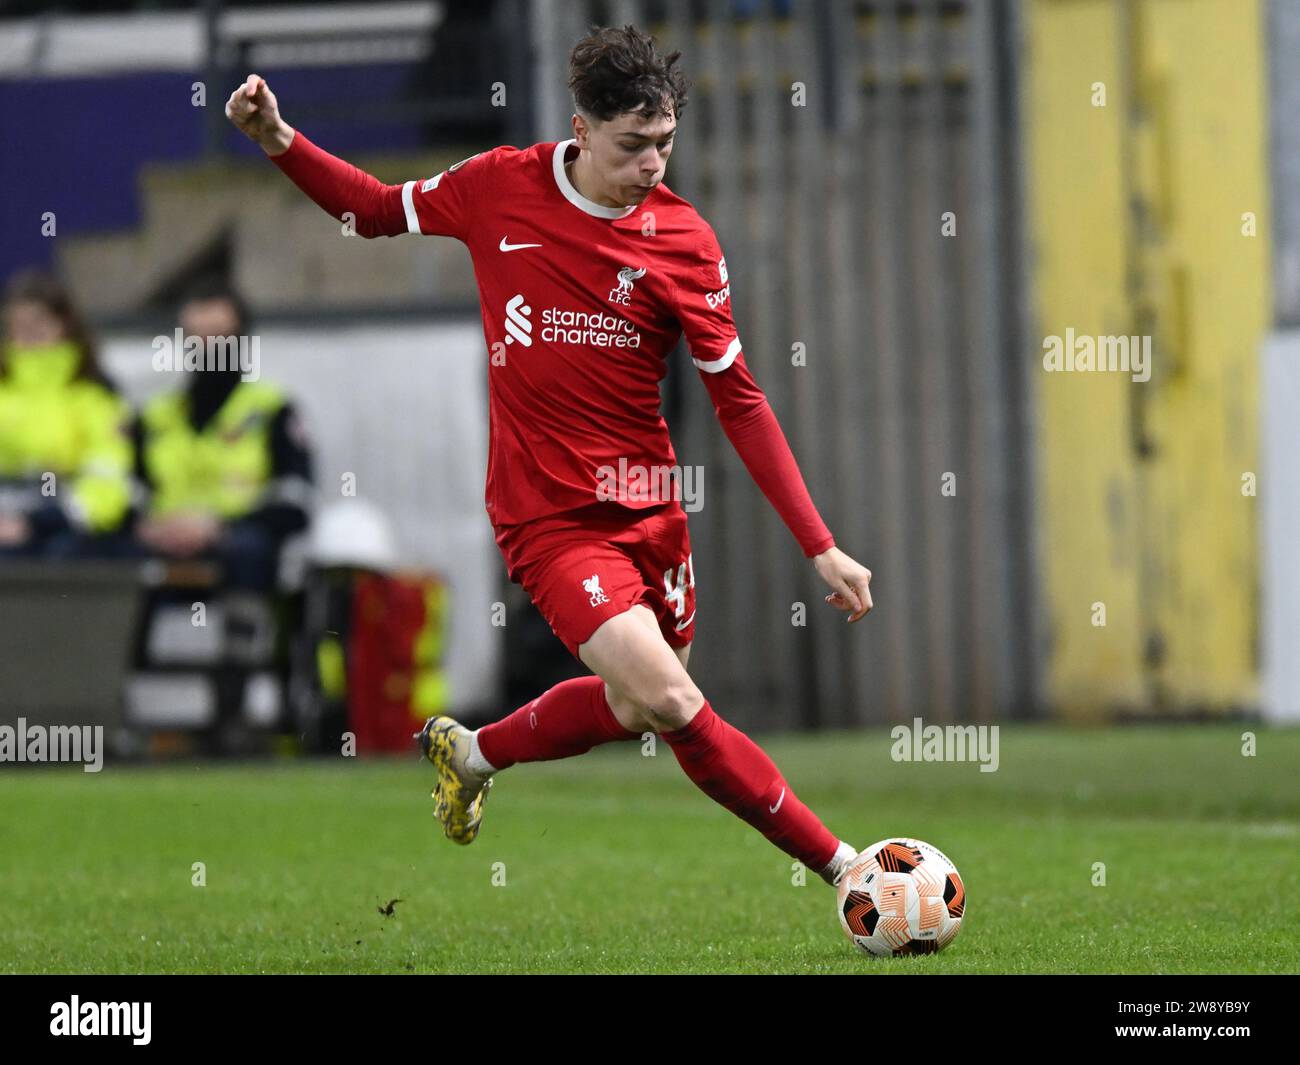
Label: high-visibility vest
xmin=140 ymin=380 xmax=287 ymax=519
xmin=0 ymin=341 xmax=132 ymax=533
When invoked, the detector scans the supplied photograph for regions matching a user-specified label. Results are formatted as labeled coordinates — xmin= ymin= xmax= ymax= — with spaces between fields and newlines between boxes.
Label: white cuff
xmin=401 ymin=180 xmax=421 ymax=234
xmin=692 ymin=336 xmax=742 ymax=373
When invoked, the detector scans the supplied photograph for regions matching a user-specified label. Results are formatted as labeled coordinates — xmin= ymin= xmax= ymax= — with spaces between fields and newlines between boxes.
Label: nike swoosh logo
xmin=499 ymin=237 xmax=542 ymax=252
xmin=769 ymin=787 xmax=785 ymax=814
xmin=674 ymin=609 xmax=696 ymax=632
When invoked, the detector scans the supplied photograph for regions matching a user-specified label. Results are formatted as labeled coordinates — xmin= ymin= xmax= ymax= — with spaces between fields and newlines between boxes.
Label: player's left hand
xmin=813 ymin=546 xmax=873 ymax=623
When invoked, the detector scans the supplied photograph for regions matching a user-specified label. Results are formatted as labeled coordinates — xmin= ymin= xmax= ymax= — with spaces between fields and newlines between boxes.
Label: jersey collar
xmin=553 ymin=140 xmax=637 ymax=220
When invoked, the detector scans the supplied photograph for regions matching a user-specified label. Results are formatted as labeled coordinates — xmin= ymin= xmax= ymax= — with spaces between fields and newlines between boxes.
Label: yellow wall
xmin=1025 ymin=0 xmax=1271 ymax=718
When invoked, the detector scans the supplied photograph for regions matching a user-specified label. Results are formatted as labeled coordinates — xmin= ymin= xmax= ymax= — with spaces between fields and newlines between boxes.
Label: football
xmin=837 ymin=838 xmax=965 ymax=957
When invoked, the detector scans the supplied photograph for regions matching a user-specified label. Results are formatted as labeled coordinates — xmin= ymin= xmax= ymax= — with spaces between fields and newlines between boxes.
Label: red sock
xmin=475 ymin=675 xmax=642 ymax=770
xmin=660 ymin=700 xmax=839 ymax=871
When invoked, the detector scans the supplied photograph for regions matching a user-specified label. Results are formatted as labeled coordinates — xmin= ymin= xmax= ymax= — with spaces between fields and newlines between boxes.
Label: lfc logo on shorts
xmin=582 ymin=573 xmax=610 ymax=607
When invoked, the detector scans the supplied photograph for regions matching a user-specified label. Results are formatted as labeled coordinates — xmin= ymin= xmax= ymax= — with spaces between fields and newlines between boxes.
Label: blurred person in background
xmin=0 ymin=270 xmax=133 ymax=557
xmin=132 ymin=276 xmax=314 ymax=591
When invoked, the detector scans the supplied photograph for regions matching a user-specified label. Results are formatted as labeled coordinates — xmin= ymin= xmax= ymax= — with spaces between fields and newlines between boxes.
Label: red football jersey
xmin=272 ymin=132 xmax=835 ymax=557
xmin=402 ymin=139 xmax=740 ymax=528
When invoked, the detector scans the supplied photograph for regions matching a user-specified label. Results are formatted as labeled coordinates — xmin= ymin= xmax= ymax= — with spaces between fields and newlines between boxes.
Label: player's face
xmin=586 ymin=110 xmax=677 ymax=206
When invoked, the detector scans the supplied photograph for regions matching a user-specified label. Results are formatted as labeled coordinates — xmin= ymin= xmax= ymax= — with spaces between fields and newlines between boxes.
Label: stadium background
xmin=1 ymin=0 xmax=1298 ymax=976
xmin=4 ymin=0 xmax=1295 ymax=732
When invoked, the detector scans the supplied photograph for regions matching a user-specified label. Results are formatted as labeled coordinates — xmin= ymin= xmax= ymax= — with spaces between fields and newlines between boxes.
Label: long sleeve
xmin=698 ymin=351 xmax=835 ymax=558
xmin=672 ymin=221 xmax=835 ymax=558
xmin=270 ymin=130 xmax=498 ymax=242
xmin=270 ymin=130 xmax=408 ymax=237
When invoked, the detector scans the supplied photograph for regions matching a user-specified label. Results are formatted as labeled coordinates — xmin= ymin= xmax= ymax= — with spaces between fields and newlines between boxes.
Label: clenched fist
xmin=224 ymin=74 xmax=294 ymax=156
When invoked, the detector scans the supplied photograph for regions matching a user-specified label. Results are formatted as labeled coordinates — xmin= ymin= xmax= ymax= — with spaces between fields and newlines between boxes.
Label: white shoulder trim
xmin=552 ymin=140 xmax=637 ymax=219
xmin=402 ymin=180 xmax=421 ymax=234
xmin=693 ymin=336 xmax=742 ymax=373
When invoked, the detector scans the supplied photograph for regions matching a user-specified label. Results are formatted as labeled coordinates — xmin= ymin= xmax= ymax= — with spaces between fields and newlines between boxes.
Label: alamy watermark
xmin=595 ymin=458 xmax=703 ymax=512
xmin=50 ymin=997 xmax=150 ymax=1045
xmin=152 ymin=329 xmax=260 ymax=381
xmin=0 ymin=718 xmax=104 ymax=772
xmin=1042 ymin=329 xmax=1150 ymax=382
xmin=890 ymin=716 xmax=999 ymax=773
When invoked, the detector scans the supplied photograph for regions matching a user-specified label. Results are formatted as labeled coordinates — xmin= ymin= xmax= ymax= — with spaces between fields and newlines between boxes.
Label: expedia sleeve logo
xmin=705 ymin=255 xmax=730 ymax=309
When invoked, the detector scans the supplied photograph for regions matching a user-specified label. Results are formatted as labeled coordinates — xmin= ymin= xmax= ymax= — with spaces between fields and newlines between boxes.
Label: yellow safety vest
xmin=141 ymin=379 xmax=286 ymax=519
xmin=0 ymin=341 xmax=132 ymax=533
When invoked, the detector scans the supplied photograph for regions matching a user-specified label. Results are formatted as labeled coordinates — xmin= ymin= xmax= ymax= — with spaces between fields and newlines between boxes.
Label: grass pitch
xmin=1 ymin=724 xmax=1296 ymax=974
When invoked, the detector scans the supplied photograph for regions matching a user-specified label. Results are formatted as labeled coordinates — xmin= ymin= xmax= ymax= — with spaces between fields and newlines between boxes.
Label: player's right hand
xmin=224 ymin=74 xmax=293 ymax=155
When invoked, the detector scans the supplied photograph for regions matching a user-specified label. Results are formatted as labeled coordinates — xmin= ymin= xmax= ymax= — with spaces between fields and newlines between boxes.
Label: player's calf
xmin=580 ymin=606 xmax=853 ymax=884
xmin=472 ymin=674 xmax=643 ymax=772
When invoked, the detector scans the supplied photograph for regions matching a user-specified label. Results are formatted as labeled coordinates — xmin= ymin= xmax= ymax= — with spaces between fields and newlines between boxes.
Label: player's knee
xmin=605 ymin=683 xmax=653 ymax=734
xmin=641 ymin=676 xmax=704 ymax=732
xmin=605 ymin=674 xmax=701 ymax=733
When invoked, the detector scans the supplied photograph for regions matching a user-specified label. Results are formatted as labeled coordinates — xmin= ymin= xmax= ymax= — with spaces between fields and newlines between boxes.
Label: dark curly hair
xmin=568 ymin=24 xmax=691 ymax=124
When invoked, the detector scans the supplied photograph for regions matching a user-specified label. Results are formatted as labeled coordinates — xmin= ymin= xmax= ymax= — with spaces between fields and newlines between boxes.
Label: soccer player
xmin=225 ymin=24 xmax=873 ymax=887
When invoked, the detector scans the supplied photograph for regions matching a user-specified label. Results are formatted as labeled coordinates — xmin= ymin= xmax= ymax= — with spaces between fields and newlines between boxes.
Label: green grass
xmin=1 ymin=724 xmax=1297 ymax=973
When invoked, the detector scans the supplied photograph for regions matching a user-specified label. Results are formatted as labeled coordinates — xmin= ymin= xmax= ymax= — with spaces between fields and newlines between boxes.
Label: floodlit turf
xmin=0 ymin=724 xmax=1297 ymax=974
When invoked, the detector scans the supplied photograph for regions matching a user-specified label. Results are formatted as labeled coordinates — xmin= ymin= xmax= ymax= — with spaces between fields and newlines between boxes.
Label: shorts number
xmin=663 ymin=553 xmax=695 ymax=619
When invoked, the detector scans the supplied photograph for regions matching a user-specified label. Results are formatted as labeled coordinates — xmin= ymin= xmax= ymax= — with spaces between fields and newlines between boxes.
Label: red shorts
xmin=494 ymin=501 xmax=697 ymax=660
